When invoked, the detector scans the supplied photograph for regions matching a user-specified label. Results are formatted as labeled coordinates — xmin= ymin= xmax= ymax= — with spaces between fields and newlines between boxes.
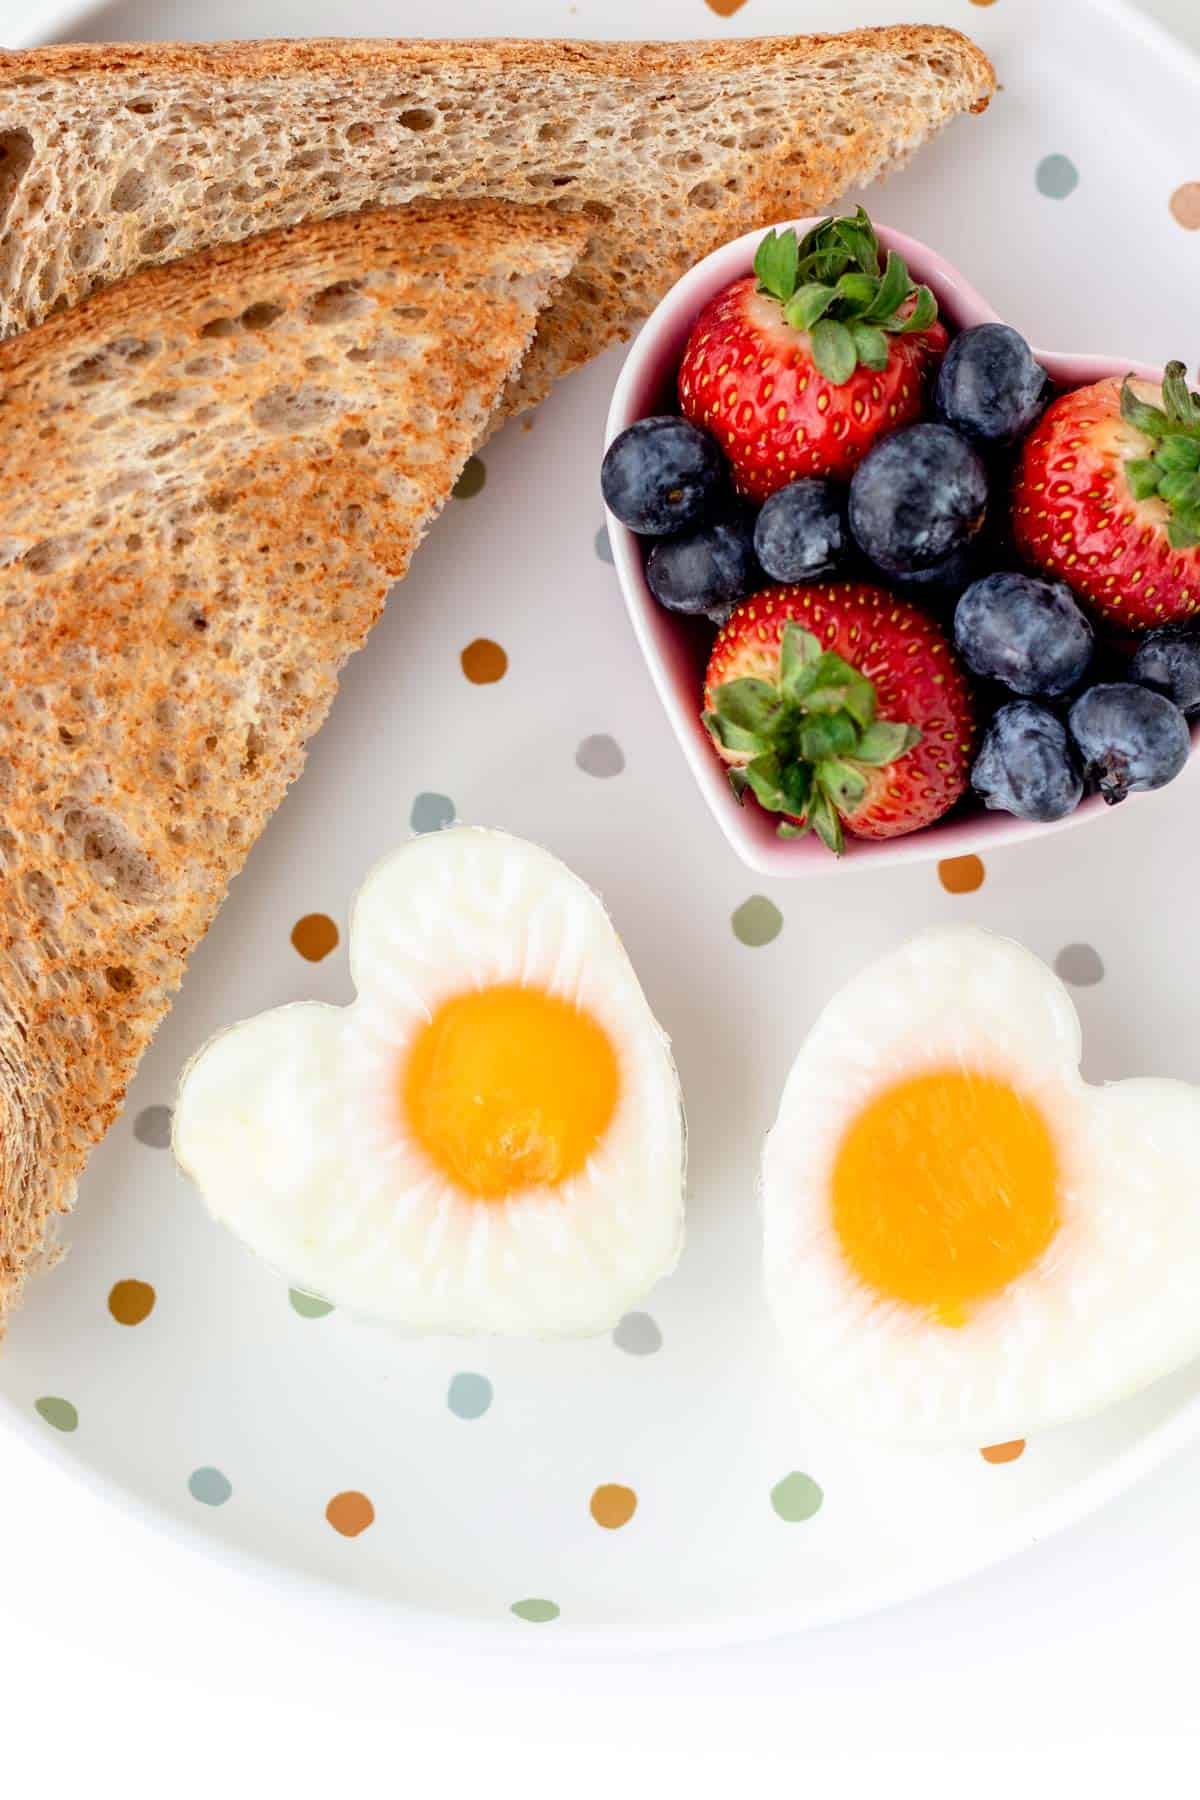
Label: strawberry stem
xmin=706 ymin=624 xmax=921 ymax=851
xmin=753 ymin=209 xmax=938 ymax=386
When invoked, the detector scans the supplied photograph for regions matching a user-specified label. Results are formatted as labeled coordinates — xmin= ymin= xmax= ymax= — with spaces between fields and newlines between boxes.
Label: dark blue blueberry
xmin=601 ymin=416 xmax=724 ymax=537
xmin=1068 ymin=683 xmax=1191 ymax=805
xmin=646 ymin=515 xmax=759 ymax=623
xmin=1129 ymin=626 xmax=1200 ymax=714
xmin=954 ymin=571 xmax=1094 ymax=697
xmin=934 ymin=324 xmax=1050 ymax=447
xmin=848 ymin=423 xmax=989 ymax=578
xmin=972 ymin=702 xmax=1084 ymax=823
xmin=892 ymin=541 xmax=981 ymax=602
xmin=752 ymin=478 xmax=847 ymax=584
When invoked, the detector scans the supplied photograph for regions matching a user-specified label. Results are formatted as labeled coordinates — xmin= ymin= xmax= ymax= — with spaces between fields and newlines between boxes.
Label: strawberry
xmin=1013 ymin=362 xmax=1200 ymax=630
xmin=703 ymin=584 xmax=975 ymax=852
xmin=678 ymin=209 xmax=947 ymax=502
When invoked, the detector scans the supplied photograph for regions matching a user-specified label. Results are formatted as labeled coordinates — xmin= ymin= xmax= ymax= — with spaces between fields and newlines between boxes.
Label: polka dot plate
xmin=4 ymin=0 xmax=1200 ymax=1647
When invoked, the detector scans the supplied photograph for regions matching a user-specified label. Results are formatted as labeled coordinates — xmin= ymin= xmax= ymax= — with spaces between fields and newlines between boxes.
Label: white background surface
xmin=1 ymin=0 xmax=1199 ymax=1790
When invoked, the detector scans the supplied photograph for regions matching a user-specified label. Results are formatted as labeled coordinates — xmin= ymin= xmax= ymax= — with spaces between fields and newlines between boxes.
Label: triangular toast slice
xmin=0 ymin=198 xmax=584 ymax=1326
xmin=0 ymin=32 xmax=995 ymax=415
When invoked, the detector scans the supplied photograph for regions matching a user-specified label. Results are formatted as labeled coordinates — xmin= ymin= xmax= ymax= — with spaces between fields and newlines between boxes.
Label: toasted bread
xmin=0 ymin=198 xmax=584 ymax=1327
xmin=0 ymin=32 xmax=995 ymax=415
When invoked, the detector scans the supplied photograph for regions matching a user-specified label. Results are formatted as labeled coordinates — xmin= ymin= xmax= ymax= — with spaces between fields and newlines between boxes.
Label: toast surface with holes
xmin=0 ymin=32 xmax=995 ymax=414
xmin=0 ymin=198 xmax=583 ymax=1327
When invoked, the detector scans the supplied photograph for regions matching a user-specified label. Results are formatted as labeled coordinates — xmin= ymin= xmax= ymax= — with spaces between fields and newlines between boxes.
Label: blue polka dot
xmin=410 ymin=792 xmax=456 ymax=834
xmin=1036 ymin=154 xmax=1079 ymax=199
xmin=447 ymin=1372 xmax=493 ymax=1420
xmin=594 ymin=524 xmax=614 ymax=565
xmin=188 ymin=1466 xmax=233 ymax=1506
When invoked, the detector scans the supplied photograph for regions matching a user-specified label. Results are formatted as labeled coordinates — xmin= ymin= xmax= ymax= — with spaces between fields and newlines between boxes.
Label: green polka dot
xmin=732 ymin=895 xmax=783 ymax=947
xmin=1036 ymin=154 xmax=1079 ymax=199
xmin=453 ymin=455 xmax=486 ymax=499
xmin=770 ymin=1471 xmax=824 ymax=1522
xmin=289 ymin=1287 xmax=335 ymax=1319
xmin=511 ymin=1597 xmax=559 ymax=1623
xmin=35 ymin=1396 xmax=78 ymax=1432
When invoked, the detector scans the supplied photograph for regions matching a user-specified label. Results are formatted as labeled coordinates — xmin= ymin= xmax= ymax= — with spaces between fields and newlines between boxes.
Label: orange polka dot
xmin=461 ymin=638 xmax=508 ymax=684
xmin=980 ymin=1439 xmax=1026 ymax=1464
xmin=705 ymin=0 xmax=747 ymax=12
xmin=1170 ymin=183 xmax=1200 ymax=230
xmin=291 ymin=913 xmax=339 ymax=961
xmin=326 ymin=1491 xmax=375 ymax=1536
xmin=589 ymin=1483 xmax=638 ymax=1529
xmin=108 ymin=1278 xmax=156 ymax=1326
xmin=938 ymin=854 xmax=985 ymax=895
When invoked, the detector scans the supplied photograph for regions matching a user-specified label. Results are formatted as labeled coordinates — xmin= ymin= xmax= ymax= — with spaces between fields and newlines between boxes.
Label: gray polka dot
xmin=188 ymin=1466 xmax=233 ymax=1507
xmin=134 ymin=1104 xmax=173 ymax=1149
xmin=576 ymin=734 xmax=625 ymax=779
xmin=594 ymin=524 xmax=614 ymax=565
xmin=613 ymin=1311 xmax=662 ymax=1356
xmin=447 ymin=1371 xmax=493 ymax=1419
xmin=410 ymin=791 xmax=456 ymax=834
xmin=1036 ymin=153 xmax=1079 ymax=200
xmin=1054 ymin=943 xmax=1105 ymax=987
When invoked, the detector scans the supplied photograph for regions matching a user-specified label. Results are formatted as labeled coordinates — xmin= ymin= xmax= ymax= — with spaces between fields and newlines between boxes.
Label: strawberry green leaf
xmin=754 ymin=228 xmax=799 ymax=303
xmin=854 ymin=721 xmax=921 ymax=766
xmin=1155 ymin=435 xmax=1200 ymax=475
xmin=799 ymin=652 xmax=876 ymax=728
xmin=1169 ymin=516 xmax=1200 ymax=550
xmin=820 ymin=760 xmax=868 ymax=812
xmin=1121 ymin=377 xmax=1170 ymax=441
xmin=784 ymin=283 xmax=837 ymax=333
xmin=1159 ymin=470 xmax=1200 ymax=511
xmin=806 ymin=789 xmax=845 ymax=855
xmin=897 ymin=285 xmax=937 ymax=333
xmin=705 ymin=711 xmax=767 ymax=757
xmin=1126 ymin=458 xmax=1161 ymax=500
xmin=798 ymin=712 xmax=859 ymax=762
xmin=778 ymin=624 xmax=822 ymax=697
xmin=810 ymin=318 xmax=857 ymax=385
xmin=850 ymin=322 xmax=889 ymax=372
xmin=865 ymin=250 xmax=910 ymax=323
xmin=777 ymin=821 xmax=809 ymax=840
xmin=780 ymin=760 xmax=814 ymax=815
xmin=833 ymin=215 xmax=880 ymax=280
xmin=713 ymin=678 xmax=782 ymax=736
xmin=727 ymin=766 xmax=750 ymax=804
xmin=833 ymin=271 xmax=879 ymax=317
xmin=744 ymin=752 xmax=789 ymax=813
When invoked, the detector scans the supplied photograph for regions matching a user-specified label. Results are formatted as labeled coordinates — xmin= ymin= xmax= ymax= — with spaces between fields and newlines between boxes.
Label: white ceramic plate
xmin=3 ymin=0 xmax=1200 ymax=1650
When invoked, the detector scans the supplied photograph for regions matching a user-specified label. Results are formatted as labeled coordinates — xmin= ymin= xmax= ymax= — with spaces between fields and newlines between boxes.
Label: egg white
xmin=762 ymin=925 xmax=1200 ymax=1445
xmin=173 ymin=827 xmax=684 ymax=1336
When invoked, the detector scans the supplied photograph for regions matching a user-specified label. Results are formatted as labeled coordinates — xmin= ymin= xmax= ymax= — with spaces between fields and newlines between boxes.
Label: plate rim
xmin=3 ymin=0 xmax=1200 ymax=1651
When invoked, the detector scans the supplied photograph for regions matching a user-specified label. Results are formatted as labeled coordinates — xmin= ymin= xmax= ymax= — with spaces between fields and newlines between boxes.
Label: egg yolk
xmin=830 ymin=1069 xmax=1061 ymax=1326
xmin=402 ymin=984 xmax=620 ymax=1200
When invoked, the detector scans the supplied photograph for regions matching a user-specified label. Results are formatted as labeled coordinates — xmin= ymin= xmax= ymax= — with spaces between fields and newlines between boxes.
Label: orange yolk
xmin=402 ymin=983 xmax=620 ymax=1200
xmin=830 ymin=1068 xmax=1060 ymax=1326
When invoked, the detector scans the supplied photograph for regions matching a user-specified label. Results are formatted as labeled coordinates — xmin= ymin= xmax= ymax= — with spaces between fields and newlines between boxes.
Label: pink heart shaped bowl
xmin=603 ymin=219 xmax=1188 ymax=879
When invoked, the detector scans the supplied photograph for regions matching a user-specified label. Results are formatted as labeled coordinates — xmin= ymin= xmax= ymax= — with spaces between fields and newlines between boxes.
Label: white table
xmin=1 ymin=3 xmax=1199 ymax=1787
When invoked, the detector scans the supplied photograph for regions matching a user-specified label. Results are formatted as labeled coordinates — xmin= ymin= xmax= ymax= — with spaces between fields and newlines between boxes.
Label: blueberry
xmin=1068 ymin=683 xmax=1191 ymax=805
xmin=892 ymin=541 xmax=980 ymax=602
xmin=934 ymin=324 xmax=1050 ymax=447
xmin=848 ymin=423 xmax=989 ymax=578
xmin=972 ymin=702 xmax=1084 ymax=822
xmin=752 ymin=479 xmax=847 ymax=584
xmin=1129 ymin=626 xmax=1200 ymax=713
xmin=954 ymin=571 xmax=1093 ymax=697
xmin=646 ymin=515 xmax=759 ymax=623
xmin=601 ymin=416 xmax=724 ymax=536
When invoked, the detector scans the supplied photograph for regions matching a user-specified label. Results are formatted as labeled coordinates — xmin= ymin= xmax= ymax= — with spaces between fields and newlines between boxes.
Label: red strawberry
xmin=678 ymin=210 xmax=946 ymax=502
xmin=703 ymin=584 xmax=975 ymax=852
xmin=1013 ymin=362 xmax=1200 ymax=630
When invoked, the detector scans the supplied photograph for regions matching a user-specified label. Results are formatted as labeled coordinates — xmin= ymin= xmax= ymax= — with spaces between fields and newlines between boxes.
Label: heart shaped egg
xmin=762 ymin=926 xmax=1200 ymax=1443
xmin=174 ymin=828 xmax=684 ymax=1335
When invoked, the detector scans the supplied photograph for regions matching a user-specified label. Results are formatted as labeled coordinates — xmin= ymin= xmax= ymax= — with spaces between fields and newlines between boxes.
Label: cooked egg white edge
xmin=761 ymin=924 xmax=1200 ymax=1446
xmin=173 ymin=827 xmax=685 ymax=1337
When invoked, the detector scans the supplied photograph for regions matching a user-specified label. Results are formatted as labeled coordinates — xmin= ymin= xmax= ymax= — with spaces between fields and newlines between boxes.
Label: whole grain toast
xmin=0 ymin=198 xmax=584 ymax=1328
xmin=0 ymin=32 xmax=995 ymax=416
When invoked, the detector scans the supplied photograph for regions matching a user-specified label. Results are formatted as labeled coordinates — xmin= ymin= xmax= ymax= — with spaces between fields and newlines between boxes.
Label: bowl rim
xmin=603 ymin=217 xmax=1186 ymax=880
